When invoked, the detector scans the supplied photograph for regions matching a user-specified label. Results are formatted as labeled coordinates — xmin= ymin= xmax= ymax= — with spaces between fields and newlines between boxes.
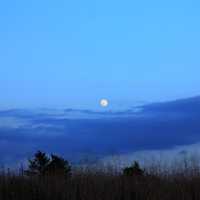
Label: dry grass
xmin=0 ymin=162 xmax=200 ymax=200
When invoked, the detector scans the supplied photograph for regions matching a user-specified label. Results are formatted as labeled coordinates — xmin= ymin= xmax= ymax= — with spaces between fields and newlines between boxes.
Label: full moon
xmin=100 ymin=99 xmax=109 ymax=107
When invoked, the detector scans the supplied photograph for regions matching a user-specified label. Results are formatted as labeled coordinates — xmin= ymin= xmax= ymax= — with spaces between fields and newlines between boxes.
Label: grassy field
xmin=0 ymin=160 xmax=200 ymax=200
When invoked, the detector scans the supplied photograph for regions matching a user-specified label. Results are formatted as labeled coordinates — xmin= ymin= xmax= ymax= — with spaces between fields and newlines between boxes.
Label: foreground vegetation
xmin=0 ymin=151 xmax=200 ymax=200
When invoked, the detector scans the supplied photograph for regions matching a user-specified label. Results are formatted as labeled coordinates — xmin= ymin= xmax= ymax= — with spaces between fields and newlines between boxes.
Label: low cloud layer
xmin=0 ymin=96 xmax=200 ymax=166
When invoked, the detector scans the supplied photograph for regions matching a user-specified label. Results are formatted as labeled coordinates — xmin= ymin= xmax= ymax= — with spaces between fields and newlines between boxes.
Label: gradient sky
xmin=0 ymin=0 xmax=200 ymax=109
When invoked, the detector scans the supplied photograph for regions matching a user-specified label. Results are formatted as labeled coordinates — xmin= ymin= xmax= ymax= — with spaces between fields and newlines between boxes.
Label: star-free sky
xmin=0 ymin=0 xmax=200 ymax=109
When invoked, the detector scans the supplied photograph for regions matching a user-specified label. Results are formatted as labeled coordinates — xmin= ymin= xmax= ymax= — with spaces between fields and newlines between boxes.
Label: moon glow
xmin=100 ymin=99 xmax=109 ymax=107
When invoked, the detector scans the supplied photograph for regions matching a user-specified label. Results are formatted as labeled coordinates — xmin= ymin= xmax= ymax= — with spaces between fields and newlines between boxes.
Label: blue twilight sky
xmin=0 ymin=0 xmax=200 ymax=109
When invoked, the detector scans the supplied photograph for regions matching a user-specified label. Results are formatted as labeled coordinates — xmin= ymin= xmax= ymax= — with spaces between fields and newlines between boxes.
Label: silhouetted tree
xmin=123 ymin=161 xmax=144 ymax=176
xmin=26 ymin=151 xmax=71 ymax=178
xmin=26 ymin=151 xmax=50 ymax=176
xmin=45 ymin=154 xmax=71 ymax=178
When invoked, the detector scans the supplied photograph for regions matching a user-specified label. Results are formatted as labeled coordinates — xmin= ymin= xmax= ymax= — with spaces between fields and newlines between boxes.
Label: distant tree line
xmin=25 ymin=150 xmax=145 ymax=178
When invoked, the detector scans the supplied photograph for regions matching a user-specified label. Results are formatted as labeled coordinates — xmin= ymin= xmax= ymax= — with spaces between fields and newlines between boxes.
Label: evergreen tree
xmin=123 ymin=161 xmax=144 ymax=176
xmin=26 ymin=151 xmax=71 ymax=178
xmin=26 ymin=151 xmax=50 ymax=176
xmin=45 ymin=154 xmax=71 ymax=177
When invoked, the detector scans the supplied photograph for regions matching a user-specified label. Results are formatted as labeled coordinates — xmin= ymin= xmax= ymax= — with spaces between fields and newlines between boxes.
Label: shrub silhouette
xmin=26 ymin=151 xmax=71 ymax=178
xmin=123 ymin=161 xmax=145 ymax=176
